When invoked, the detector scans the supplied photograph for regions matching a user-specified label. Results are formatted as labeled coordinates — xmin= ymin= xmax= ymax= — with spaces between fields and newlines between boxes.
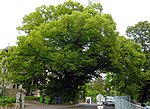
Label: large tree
xmin=126 ymin=21 xmax=150 ymax=103
xmin=7 ymin=0 xmax=118 ymax=102
xmin=5 ymin=0 xmax=145 ymax=103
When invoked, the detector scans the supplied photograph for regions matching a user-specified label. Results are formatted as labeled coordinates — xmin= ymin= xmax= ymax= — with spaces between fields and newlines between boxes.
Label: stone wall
xmin=6 ymin=89 xmax=18 ymax=98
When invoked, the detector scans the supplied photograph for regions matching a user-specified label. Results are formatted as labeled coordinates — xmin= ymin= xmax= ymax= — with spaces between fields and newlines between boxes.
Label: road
xmin=103 ymin=105 xmax=115 ymax=109
xmin=75 ymin=103 xmax=115 ymax=109
xmin=25 ymin=102 xmax=115 ymax=109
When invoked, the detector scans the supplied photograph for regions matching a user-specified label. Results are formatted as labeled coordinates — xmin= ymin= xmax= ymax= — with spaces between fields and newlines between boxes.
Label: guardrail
xmin=114 ymin=97 xmax=145 ymax=109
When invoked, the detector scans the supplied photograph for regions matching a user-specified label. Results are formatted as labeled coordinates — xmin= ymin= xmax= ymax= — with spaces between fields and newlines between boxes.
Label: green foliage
xmin=84 ymin=77 xmax=107 ymax=102
xmin=0 ymin=96 xmax=15 ymax=106
xmin=104 ymin=36 xmax=145 ymax=100
xmin=126 ymin=21 xmax=150 ymax=103
xmin=126 ymin=21 xmax=150 ymax=53
xmin=146 ymin=101 xmax=150 ymax=106
xmin=83 ymin=83 xmax=94 ymax=102
xmin=25 ymin=96 xmax=39 ymax=101
xmin=3 ymin=0 xmax=146 ymax=104
xmin=0 ymin=49 xmax=13 ymax=92
xmin=6 ymin=0 xmax=119 ymax=103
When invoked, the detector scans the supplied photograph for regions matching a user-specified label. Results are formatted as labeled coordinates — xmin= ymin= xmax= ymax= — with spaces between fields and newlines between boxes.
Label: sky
xmin=0 ymin=0 xmax=150 ymax=49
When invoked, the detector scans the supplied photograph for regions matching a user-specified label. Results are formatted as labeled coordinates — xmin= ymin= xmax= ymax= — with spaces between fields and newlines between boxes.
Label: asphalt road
xmin=78 ymin=104 xmax=115 ymax=109
xmin=103 ymin=105 xmax=115 ymax=109
xmin=25 ymin=102 xmax=115 ymax=109
xmin=67 ymin=104 xmax=115 ymax=109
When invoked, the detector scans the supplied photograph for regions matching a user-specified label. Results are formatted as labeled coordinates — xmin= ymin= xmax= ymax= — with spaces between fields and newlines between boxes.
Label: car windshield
xmin=106 ymin=96 xmax=114 ymax=100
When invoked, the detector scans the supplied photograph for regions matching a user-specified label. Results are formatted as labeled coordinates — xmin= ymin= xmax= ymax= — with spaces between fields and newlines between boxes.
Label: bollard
xmin=21 ymin=93 xmax=25 ymax=109
xmin=15 ymin=91 xmax=21 ymax=109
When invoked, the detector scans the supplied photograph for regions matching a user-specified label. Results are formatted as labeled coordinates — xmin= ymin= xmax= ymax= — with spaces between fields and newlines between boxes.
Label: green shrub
xmin=25 ymin=96 xmax=39 ymax=101
xmin=0 ymin=96 xmax=16 ymax=106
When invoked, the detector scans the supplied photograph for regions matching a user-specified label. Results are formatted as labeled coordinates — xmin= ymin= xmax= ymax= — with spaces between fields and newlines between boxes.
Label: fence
xmin=114 ymin=97 xmax=145 ymax=109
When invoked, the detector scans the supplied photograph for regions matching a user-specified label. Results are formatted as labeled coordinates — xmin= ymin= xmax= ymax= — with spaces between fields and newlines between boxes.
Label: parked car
xmin=103 ymin=96 xmax=115 ymax=107
xmin=142 ymin=103 xmax=150 ymax=109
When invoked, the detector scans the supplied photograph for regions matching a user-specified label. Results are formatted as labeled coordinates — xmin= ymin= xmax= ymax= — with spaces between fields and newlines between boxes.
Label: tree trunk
xmin=139 ymin=83 xmax=150 ymax=104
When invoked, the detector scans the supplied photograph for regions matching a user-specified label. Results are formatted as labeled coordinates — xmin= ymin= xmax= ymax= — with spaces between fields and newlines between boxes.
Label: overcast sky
xmin=0 ymin=0 xmax=150 ymax=49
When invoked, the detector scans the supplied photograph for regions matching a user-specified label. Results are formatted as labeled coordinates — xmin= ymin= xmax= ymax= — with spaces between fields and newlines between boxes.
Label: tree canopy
xmin=103 ymin=36 xmax=145 ymax=100
xmin=126 ymin=21 xmax=150 ymax=103
xmin=6 ymin=0 xmax=119 ymax=102
xmin=0 ymin=0 xmax=147 ymax=103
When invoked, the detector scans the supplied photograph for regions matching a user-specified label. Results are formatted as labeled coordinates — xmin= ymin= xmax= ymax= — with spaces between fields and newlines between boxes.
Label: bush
xmin=25 ymin=96 xmax=39 ymax=101
xmin=0 ymin=96 xmax=16 ymax=106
